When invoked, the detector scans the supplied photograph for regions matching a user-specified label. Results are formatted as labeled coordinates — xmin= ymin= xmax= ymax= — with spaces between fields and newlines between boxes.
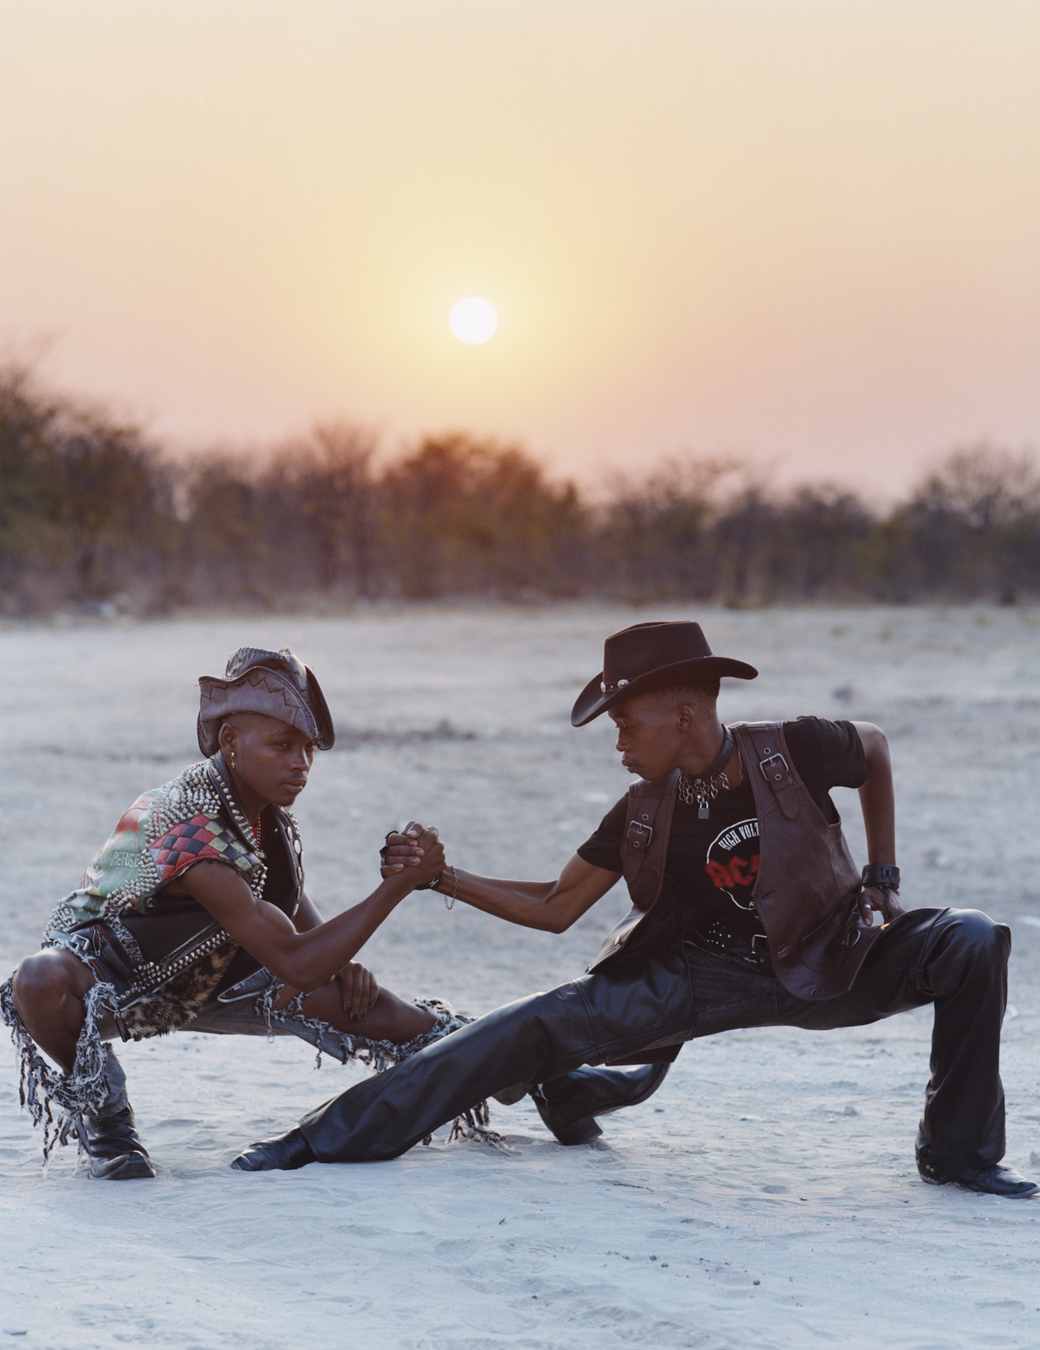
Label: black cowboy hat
xmin=571 ymin=621 xmax=757 ymax=727
xmin=197 ymin=647 xmax=336 ymax=755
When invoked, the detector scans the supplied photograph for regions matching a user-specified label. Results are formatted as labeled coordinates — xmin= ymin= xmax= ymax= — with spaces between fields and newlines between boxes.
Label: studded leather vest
xmin=589 ymin=720 xmax=881 ymax=1001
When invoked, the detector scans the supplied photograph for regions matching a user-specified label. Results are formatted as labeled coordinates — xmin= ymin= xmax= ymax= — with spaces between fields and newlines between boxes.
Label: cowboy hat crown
xmin=571 ymin=621 xmax=757 ymax=726
xmin=197 ymin=647 xmax=335 ymax=755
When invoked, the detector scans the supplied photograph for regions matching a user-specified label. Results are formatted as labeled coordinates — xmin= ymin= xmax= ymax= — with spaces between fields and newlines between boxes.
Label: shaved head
xmin=639 ymin=681 xmax=720 ymax=717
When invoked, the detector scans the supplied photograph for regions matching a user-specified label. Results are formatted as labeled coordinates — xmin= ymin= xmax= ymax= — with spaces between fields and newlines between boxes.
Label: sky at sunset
xmin=2 ymin=1 xmax=1039 ymax=498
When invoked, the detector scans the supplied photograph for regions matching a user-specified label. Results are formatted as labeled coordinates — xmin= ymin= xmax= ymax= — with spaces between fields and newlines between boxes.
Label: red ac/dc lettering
xmin=705 ymin=854 xmax=760 ymax=890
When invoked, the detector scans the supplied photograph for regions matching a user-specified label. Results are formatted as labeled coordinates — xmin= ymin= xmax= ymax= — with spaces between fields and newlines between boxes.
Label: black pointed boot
xmin=230 ymin=1128 xmax=316 ymax=1172
xmin=79 ymin=1047 xmax=156 ymax=1180
xmin=534 ymin=1063 xmax=671 ymax=1145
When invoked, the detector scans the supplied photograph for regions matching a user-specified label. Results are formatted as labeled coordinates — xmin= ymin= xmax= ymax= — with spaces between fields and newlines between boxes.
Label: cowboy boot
xmin=231 ymin=1128 xmax=316 ymax=1172
xmin=231 ymin=1067 xmax=674 ymax=1169
xmin=79 ymin=1046 xmax=156 ymax=1180
xmin=534 ymin=1063 xmax=671 ymax=1145
xmin=915 ymin=1135 xmax=1038 ymax=1198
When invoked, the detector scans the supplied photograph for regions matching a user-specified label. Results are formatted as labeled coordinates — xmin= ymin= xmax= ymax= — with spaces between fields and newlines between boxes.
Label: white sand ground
xmin=1 ymin=603 xmax=1039 ymax=1350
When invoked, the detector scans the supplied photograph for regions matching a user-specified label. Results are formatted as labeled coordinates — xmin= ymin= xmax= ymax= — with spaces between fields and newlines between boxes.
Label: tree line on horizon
xmin=2 ymin=362 xmax=1039 ymax=617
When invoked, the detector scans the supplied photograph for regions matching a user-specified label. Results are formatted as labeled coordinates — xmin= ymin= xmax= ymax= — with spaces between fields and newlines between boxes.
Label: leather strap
xmin=621 ymin=768 xmax=681 ymax=912
xmin=742 ymin=726 xmax=800 ymax=820
xmin=587 ymin=768 xmax=680 ymax=975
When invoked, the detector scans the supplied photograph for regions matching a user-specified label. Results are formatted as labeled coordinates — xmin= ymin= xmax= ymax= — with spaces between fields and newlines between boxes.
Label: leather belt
xmin=685 ymin=920 xmax=772 ymax=968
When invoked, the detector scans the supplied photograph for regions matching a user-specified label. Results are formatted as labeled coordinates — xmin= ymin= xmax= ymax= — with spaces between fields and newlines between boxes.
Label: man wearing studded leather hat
xmin=1 ymin=647 xmax=474 ymax=1179
xmin=233 ymin=621 xmax=1036 ymax=1199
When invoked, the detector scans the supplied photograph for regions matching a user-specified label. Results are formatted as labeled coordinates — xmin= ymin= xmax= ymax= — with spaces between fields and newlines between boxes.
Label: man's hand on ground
xmin=336 ymin=961 xmax=380 ymax=1019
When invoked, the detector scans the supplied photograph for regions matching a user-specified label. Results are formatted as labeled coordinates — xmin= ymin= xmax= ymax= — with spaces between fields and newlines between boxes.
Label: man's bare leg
xmin=10 ymin=948 xmax=96 ymax=1075
xmin=10 ymin=948 xmax=155 ymax=1179
xmin=13 ymin=951 xmax=435 ymax=1065
xmin=275 ymin=982 xmax=436 ymax=1042
xmin=10 ymin=951 xmax=439 ymax=1178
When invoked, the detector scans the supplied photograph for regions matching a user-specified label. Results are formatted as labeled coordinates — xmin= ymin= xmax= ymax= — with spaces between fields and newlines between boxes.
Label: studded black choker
xmin=678 ymin=725 xmax=736 ymax=819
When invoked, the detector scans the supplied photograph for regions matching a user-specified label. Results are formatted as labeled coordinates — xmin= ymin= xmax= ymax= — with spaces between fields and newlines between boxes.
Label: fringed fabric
xmin=2 ymin=974 xmax=503 ymax=1158
xmin=445 ymin=1098 xmax=500 ymax=1147
xmin=257 ymin=988 xmax=466 ymax=1070
xmin=0 ymin=975 xmax=116 ymax=1162
xmin=257 ymin=987 xmax=503 ymax=1147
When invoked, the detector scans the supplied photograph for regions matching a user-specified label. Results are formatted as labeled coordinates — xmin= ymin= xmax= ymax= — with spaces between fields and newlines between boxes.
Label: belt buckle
xmin=625 ymin=820 xmax=653 ymax=852
xmin=759 ymin=752 xmax=789 ymax=783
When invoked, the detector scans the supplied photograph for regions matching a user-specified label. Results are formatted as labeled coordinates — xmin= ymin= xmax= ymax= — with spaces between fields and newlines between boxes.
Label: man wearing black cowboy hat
xmin=2 ymin=647 xmax=471 ymax=1180
xmin=233 ymin=623 xmax=1036 ymax=1198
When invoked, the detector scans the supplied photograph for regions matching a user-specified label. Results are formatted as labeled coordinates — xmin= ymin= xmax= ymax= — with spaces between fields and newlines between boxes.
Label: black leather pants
xmin=299 ymin=907 xmax=1009 ymax=1169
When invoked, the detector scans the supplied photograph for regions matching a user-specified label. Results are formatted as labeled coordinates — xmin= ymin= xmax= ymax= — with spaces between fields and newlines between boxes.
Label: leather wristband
xmin=415 ymin=870 xmax=444 ymax=892
xmin=862 ymin=863 xmax=900 ymax=891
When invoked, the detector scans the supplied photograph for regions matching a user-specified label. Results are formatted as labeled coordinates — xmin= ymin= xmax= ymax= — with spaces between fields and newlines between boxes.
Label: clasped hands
xmin=380 ymin=820 xmax=444 ymax=884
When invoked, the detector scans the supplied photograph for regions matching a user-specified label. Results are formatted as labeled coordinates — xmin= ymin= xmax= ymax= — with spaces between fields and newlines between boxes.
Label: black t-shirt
xmin=576 ymin=718 xmax=867 ymax=952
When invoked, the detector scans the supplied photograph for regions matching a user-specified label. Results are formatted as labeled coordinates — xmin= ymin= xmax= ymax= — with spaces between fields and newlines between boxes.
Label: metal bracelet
xmin=444 ymin=865 xmax=459 ymax=911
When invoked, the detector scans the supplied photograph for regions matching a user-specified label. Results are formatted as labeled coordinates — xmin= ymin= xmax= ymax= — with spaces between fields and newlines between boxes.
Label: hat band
xmin=600 ymin=678 xmax=631 ymax=693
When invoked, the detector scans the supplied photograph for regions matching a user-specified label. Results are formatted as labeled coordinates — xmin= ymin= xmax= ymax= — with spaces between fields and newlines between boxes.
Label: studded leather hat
xmin=197 ymin=647 xmax=335 ymax=755
xmin=570 ymin=621 xmax=757 ymax=727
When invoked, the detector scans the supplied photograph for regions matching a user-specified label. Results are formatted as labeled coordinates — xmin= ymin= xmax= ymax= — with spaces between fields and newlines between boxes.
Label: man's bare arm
xmin=387 ymin=830 xmax=621 ymax=932
xmin=852 ymin=721 xmax=904 ymax=919
xmin=292 ymin=890 xmax=323 ymax=931
xmin=280 ymin=889 xmax=380 ymax=1016
xmin=177 ymin=828 xmax=444 ymax=993
xmin=438 ymin=854 xmax=620 ymax=931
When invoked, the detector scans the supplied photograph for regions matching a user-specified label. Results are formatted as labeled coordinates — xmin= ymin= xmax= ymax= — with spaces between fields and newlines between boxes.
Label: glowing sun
xmin=449 ymin=296 xmax=498 ymax=344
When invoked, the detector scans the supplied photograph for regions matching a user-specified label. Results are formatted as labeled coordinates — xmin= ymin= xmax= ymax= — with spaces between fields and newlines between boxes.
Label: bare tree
xmin=276 ymin=423 xmax=379 ymax=597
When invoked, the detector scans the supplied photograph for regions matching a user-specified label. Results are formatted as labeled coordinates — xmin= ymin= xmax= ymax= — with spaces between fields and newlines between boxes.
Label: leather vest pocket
xmin=794 ymin=891 xmax=864 ymax=972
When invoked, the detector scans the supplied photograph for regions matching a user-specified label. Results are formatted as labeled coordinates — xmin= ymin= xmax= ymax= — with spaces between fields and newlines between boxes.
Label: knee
xmin=380 ymin=992 xmax=436 ymax=1040
xmin=938 ymin=909 xmax=1010 ymax=972
xmin=11 ymin=951 xmax=81 ymax=1019
xmin=955 ymin=909 xmax=1009 ymax=952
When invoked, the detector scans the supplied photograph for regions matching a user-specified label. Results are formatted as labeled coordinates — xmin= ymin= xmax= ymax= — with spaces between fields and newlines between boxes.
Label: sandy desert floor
xmin=1 ymin=602 xmax=1039 ymax=1350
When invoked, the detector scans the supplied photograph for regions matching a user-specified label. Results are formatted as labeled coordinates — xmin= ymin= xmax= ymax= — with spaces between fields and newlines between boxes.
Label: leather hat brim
xmin=570 ymin=655 xmax=758 ymax=727
xmin=197 ymin=665 xmax=335 ymax=755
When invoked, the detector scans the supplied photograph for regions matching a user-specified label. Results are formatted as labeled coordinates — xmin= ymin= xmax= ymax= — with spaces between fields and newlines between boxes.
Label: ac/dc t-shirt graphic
xmin=705 ymin=818 xmax=760 ymax=915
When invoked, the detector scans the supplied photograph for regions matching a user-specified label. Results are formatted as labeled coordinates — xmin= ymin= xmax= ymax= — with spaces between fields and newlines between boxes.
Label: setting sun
xmin=449 ymin=297 xmax=498 ymax=345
